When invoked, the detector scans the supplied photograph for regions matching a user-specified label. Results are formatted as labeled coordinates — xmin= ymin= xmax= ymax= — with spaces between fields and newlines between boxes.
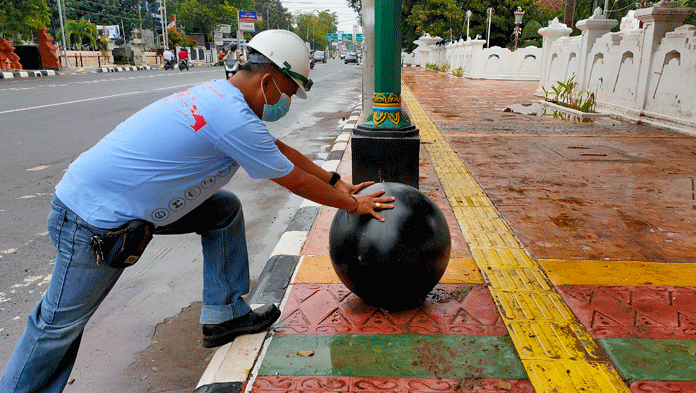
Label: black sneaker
xmin=202 ymin=304 xmax=281 ymax=348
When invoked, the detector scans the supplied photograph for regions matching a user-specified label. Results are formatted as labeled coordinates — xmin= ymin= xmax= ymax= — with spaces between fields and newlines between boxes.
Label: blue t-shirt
xmin=55 ymin=80 xmax=294 ymax=228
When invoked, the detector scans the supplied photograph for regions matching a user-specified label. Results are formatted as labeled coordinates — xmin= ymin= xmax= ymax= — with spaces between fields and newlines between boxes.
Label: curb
xmin=0 ymin=70 xmax=57 ymax=79
xmin=1 ymin=63 xmax=215 ymax=79
xmin=193 ymin=104 xmax=362 ymax=393
xmin=94 ymin=65 xmax=154 ymax=73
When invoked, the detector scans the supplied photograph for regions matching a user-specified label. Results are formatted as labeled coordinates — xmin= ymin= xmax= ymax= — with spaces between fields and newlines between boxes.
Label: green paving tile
xmin=259 ymin=334 xmax=527 ymax=379
xmin=599 ymin=338 xmax=696 ymax=382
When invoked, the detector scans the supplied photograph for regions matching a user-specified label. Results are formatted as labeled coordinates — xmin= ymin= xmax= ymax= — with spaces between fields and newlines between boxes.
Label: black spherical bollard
xmin=329 ymin=182 xmax=451 ymax=311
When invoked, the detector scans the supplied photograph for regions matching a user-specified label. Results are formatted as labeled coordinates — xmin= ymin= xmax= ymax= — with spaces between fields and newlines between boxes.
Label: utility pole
xmin=163 ymin=0 xmax=169 ymax=50
xmin=56 ymin=0 xmax=68 ymax=67
xmin=487 ymin=7 xmax=494 ymax=48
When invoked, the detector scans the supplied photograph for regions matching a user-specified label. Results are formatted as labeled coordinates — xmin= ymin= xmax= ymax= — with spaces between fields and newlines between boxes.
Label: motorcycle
xmin=178 ymin=59 xmax=189 ymax=71
xmin=163 ymin=59 xmax=174 ymax=70
xmin=224 ymin=56 xmax=239 ymax=79
xmin=310 ymin=57 xmax=315 ymax=69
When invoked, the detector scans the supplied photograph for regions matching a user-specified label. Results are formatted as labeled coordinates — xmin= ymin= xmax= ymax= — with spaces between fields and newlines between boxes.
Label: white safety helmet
xmin=246 ymin=29 xmax=313 ymax=99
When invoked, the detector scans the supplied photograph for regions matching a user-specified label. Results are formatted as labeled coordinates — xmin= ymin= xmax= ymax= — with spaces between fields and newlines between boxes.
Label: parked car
xmin=313 ymin=50 xmax=326 ymax=63
xmin=340 ymin=52 xmax=345 ymax=60
xmin=344 ymin=52 xmax=358 ymax=64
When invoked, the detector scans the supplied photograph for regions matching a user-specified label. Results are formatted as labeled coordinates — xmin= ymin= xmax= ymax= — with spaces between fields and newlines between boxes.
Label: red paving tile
xmin=558 ymin=286 xmax=696 ymax=339
xmin=252 ymin=376 xmax=535 ymax=392
xmin=275 ymin=284 xmax=508 ymax=336
xmin=630 ymin=381 xmax=696 ymax=392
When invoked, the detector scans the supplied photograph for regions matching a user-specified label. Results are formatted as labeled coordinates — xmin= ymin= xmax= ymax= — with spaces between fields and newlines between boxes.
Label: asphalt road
xmin=0 ymin=59 xmax=362 ymax=391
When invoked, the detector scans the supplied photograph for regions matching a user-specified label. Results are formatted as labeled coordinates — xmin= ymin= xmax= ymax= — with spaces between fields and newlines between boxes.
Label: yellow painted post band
xmin=401 ymin=82 xmax=630 ymax=393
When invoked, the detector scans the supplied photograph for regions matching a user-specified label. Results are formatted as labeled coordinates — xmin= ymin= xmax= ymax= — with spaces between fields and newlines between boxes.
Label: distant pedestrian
xmin=0 ymin=29 xmax=393 ymax=393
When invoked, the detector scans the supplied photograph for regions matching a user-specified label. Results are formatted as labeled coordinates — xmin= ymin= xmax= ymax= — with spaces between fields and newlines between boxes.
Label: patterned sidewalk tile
xmin=557 ymin=286 xmax=696 ymax=339
xmin=600 ymin=337 xmax=696 ymax=382
xmin=629 ymin=381 xmax=696 ymax=392
xmin=275 ymin=283 xmax=508 ymax=336
xmin=252 ymin=376 xmax=534 ymax=392
xmin=258 ymin=334 xmax=527 ymax=380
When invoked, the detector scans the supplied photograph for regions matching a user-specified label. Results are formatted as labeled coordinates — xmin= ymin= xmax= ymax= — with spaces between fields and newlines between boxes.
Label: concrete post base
xmin=351 ymin=125 xmax=420 ymax=189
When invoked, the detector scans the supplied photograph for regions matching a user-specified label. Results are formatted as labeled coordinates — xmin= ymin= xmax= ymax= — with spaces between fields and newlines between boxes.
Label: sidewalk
xmin=196 ymin=66 xmax=696 ymax=393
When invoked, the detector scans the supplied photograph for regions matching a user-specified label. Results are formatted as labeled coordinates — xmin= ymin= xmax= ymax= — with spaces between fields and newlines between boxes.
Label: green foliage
xmin=292 ymin=10 xmax=337 ymax=52
xmin=438 ymin=63 xmax=450 ymax=72
xmin=542 ymin=75 xmax=597 ymax=121
xmin=60 ymin=0 xmax=141 ymax=43
xmin=65 ymin=17 xmax=98 ymax=50
xmin=520 ymin=19 xmax=542 ymax=47
xmin=254 ymin=0 xmax=294 ymax=30
xmin=451 ymin=66 xmax=463 ymax=76
xmin=0 ymin=0 xmax=50 ymax=42
xmin=168 ymin=28 xmax=197 ymax=47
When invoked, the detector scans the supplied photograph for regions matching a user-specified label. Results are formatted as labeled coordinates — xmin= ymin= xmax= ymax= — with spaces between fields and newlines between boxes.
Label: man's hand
xmin=349 ymin=188 xmax=395 ymax=222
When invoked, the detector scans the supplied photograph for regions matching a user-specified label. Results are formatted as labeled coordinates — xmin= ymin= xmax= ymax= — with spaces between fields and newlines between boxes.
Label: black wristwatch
xmin=328 ymin=171 xmax=341 ymax=187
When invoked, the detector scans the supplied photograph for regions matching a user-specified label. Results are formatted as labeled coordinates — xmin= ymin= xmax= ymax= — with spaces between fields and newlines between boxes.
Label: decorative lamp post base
xmin=352 ymin=93 xmax=420 ymax=188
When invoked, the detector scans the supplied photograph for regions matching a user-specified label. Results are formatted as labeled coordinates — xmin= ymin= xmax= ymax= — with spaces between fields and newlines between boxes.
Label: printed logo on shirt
xmin=165 ymin=88 xmax=208 ymax=132
xmin=149 ymin=164 xmax=237 ymax=223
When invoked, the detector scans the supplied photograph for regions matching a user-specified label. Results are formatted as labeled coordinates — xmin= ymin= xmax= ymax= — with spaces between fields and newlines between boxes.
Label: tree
xmin=292 ymin=10 xmax=337 ymax=52
xmin=60 ymin=0 xmax=143 ymax=43
xmin=405 ymin=0 xmax=465 ymax=43
xmin=0 ymin=0 xmax=50 ymax=42
xmin=254 ymin=0 xmax=293 ymax=30
xmin=402 ymin=0 xmax=560 ymax=51
xmin=65 ymin=17 xmax=98 ymax=50
xmin=520 ymin=19 xmax=542 ymax=47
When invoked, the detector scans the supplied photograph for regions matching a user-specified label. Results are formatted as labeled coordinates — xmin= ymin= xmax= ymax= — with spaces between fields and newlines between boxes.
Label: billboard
xmin=238 ymin=10 xmax=258 ymax=21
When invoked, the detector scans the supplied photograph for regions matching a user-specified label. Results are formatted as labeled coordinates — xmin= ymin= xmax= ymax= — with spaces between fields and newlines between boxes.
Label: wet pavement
xmin=197 ymin=67 xmax=696 ymax=392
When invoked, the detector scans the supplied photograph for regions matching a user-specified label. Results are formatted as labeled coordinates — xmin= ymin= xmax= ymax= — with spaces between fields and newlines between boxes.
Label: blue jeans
xmin=0 ymin=190 xmax=251 ymax=393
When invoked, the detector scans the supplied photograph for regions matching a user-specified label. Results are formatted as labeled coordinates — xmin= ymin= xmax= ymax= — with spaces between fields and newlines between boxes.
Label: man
xmin=163 ymin=49 xmax=174 ymax=68
xmin=177 ymin=47 xmax=189 ymax=68
xmin=0 ymin=29 xmax=393 ymax=393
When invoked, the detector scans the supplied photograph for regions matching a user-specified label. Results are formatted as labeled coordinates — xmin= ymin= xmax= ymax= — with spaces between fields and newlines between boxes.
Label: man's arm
xmin=272 ymin=166 xmax=394 ymax=221
xmin=275 ymin=139 xmax=332 ymax=183
xmin=274 ymin=139 xmax=365 ymax=195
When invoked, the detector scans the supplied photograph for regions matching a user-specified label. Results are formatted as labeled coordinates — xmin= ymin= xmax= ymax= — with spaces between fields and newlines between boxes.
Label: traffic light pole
xmin=352 ymin=0 xmax=420 ymax=188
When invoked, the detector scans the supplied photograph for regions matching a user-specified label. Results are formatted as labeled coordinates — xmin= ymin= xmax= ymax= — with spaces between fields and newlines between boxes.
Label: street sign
xmin=239 ymin=21 xmax=255 ymax=32
xmin=356 ymin=33 xmax=363 ymax=42
xmin=238 ymin=10 xmax=258 ymax=21
xmin=327 ymin=33 xmax=338 ymax=43
xmin=342 ymin=33 xmax=352 ymax=42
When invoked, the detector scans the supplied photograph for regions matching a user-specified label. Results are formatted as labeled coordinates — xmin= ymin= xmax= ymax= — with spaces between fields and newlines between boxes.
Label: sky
xmin=279 ymin=0 xmax=362 ymax=34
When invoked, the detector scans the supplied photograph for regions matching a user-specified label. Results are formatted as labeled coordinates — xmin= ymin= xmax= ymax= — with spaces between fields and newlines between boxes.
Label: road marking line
xmin=402 ymin=82 xmax=631 ymax=393
xmin=0 ymin=82 xmax=196 ymax=115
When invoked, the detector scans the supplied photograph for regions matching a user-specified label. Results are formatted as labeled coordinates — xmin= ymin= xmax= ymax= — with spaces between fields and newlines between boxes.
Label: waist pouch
xmin=91 ymin=220 xmax=154 ymax=268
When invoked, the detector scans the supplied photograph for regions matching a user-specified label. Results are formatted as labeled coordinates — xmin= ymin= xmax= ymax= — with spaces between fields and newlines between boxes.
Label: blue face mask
xmin=261 ymin=78 xmax=291 ymax=122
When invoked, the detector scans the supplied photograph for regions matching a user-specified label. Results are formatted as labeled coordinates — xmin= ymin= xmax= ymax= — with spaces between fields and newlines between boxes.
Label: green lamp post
xmin=352 ymin=0 xmax=420 ymax=188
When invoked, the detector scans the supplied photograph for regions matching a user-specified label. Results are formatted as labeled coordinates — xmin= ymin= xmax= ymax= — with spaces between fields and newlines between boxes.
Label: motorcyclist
xmin=163 ymin=50 xmax=174 ymax=69
xmin=178 ymin=49 xmax=189 ymax=68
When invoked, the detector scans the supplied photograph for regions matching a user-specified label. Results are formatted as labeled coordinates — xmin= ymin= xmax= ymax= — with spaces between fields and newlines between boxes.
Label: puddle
xmin=500 ymin=102 xmax=540 ymax=116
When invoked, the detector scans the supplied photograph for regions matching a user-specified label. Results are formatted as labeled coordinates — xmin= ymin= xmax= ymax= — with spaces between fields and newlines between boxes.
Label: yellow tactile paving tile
xmin=539 ymin=259 xmax=696 ymax=287
xmin=465 ymin=231 xmax=521 ymax=249
xmin=470 ymin=248 xmax=536 ymax=269
xmin=482 ymin=268 xmax=552 ymax=291
xmin=293 ymin=256 xmax=483 ymax=284
xmin=490 ymin=290 xmax=575 ymax=323
xmin=526 ymin=360 xmax=630 ymax=393
xmin=402 ymin=82 xmax=631 ymax=393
